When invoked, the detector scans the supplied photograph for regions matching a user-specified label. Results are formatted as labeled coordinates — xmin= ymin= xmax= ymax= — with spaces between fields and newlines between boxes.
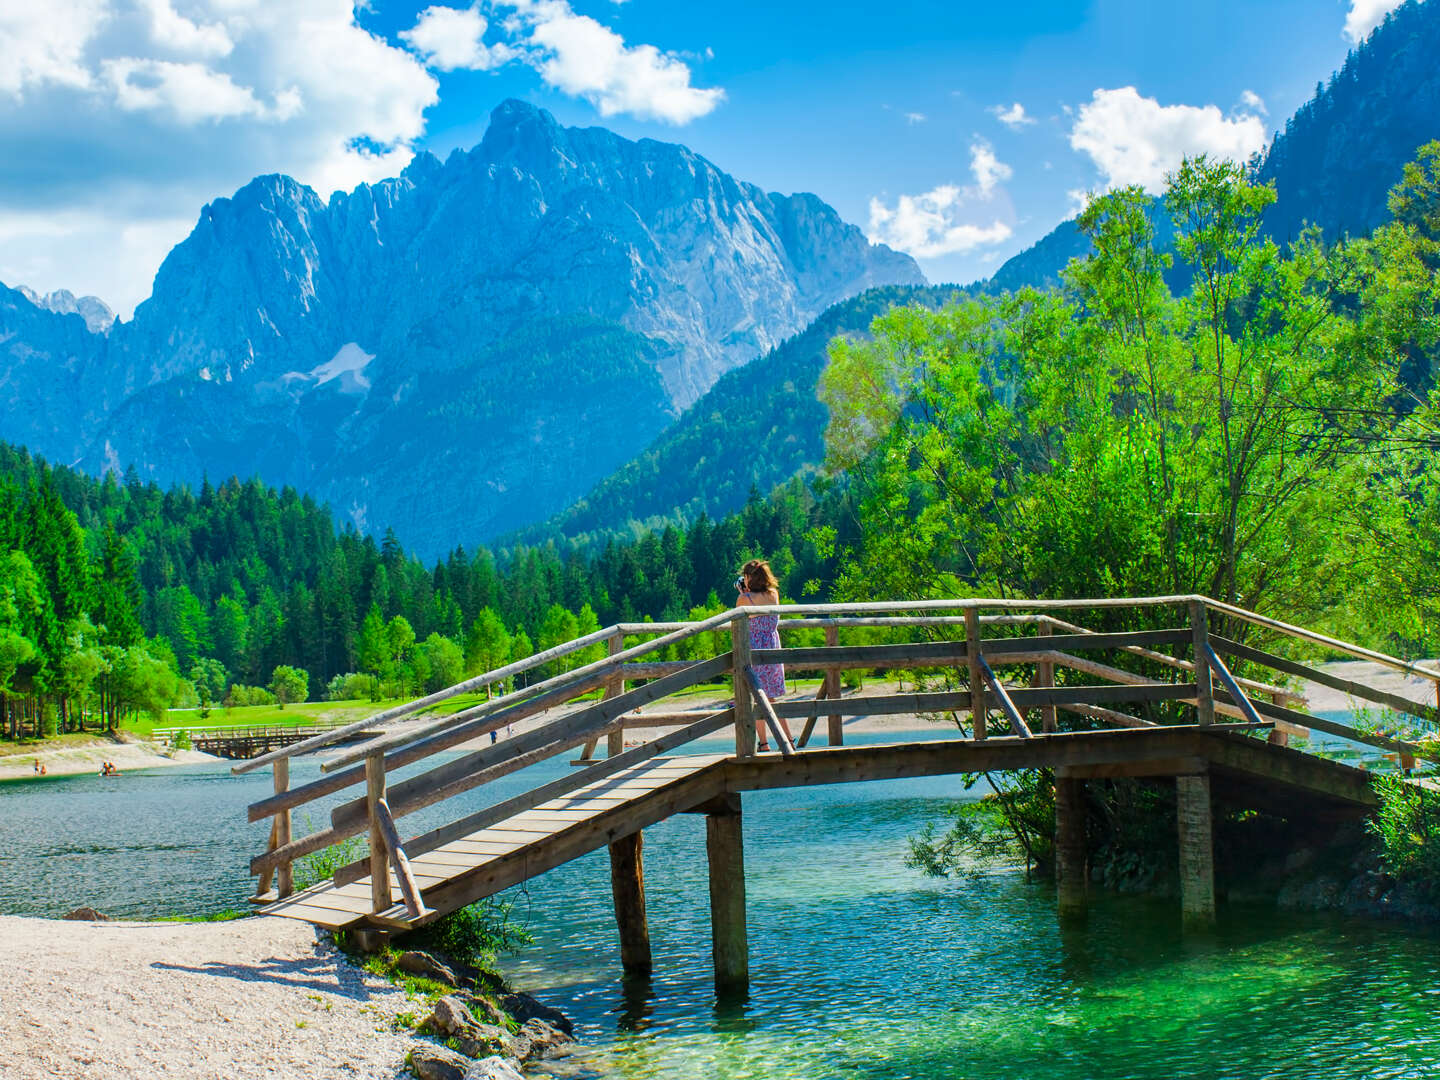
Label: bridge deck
xmin=260 ymin=753 xmax=730 ymax=930
xmin=260 ymin=726 xmax=1378 ymax=933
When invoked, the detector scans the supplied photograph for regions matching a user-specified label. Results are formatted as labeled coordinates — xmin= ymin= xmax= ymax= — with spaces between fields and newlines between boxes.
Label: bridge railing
xmin=236 ymin=594 xmax=1440 ymax=916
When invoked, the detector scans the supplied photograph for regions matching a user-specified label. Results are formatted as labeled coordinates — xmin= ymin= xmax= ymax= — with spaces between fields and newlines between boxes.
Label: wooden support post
xmin=1190 ymin=600 xmax=1214 ymax=728
xmin=1038 ymin=622 xmax=1057 ymax=733
xmin=375 ymin=798 xmax=426 ymax=919
xmin=256 ymin=817 xmax=278 ymax=898
xmin=705 ymin=795 xmax=747 ymax=994
xmin=609 ymin=831 xmax=652 ymax=976
xmin=366 ymin=750 xmax=390 ymax=914
xmin=732 ymin=614 xmax=757 ymax=757
xmin=1055 ymin=777 xmax=1087 ymax=918
xmin=1267 ymin=691 xmax=1289 ymax=747
xmin=1177 ymin=773 xmax=1216 ymax=928
xmin=274 ymin=757 xmax=293 ymax=898
xmin=824 ymin=623 xmax=843 ymax=746
xmin=966 ymin=606 xmax=986 ymax=740
xmin=606 ymin=631 xmax=626 ymax=758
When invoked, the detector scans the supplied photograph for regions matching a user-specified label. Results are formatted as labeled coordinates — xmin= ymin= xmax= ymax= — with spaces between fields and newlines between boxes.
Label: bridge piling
xmin=705 ymin=794 xmax=748 ymax=994
xmin=1055 ymin=777 xmax=1087 ymax=919
xmin=609 ymin=831 xmax=652 ymax=976
xmin=1177 ymin=774 xmax=1216 ymax=927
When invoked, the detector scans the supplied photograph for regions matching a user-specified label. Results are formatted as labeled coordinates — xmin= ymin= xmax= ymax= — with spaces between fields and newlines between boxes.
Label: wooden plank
xmin=772 ymin=690 xmax=970 ymax=720
xmin=976 ymin=653 xmax=1032 ymax=739
xmin=732 ymin=615 xmax=757 ymax=757
xmin=1211 ymin=636 xmax=1440 ymax=728
xmin=1058 ymin=702 xmax=1157 ymax=728
xmin=273 ymin=758 xmax=293 ymax=898
xmin=966 ymin=607 xmax=986 ymax=741
xmin=744 ymin=666 xmax=795 ymax=756
xmin=751 ymin=630 xmax=1191 ymax=671
xmin=1058 ymin=757 xmax=1208 ymax=779
xmin=1002 ymin=683 xmax=1198 ymax=708
xmin=332 ymin=714 xmax=732 ymax=887
xmin=1204 ymin=645 xmax=1265 ymax=727
xmin=1037 ymin=622 xmax=1056 ymax=733
xmin=1191 ymin=600 xmax=1215 ymax=727
xmin=825 ymin=623 xmax=843 ymax=746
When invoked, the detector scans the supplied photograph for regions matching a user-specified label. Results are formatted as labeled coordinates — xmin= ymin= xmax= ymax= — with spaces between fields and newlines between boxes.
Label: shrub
xmin=225 ymin=684 xmax=276 ymax=708
xmin=172 ymin=729 xmax=193 ymax=751
xmin=1369 ymin=775 xmax=1440 ymax=898
xmin=326 ymin=672 xmax=380 ymax=701
xmin=397 ymin=898 xmax=533 ymax=969
xmin=294 ymin=833 xmax=368 ymax=890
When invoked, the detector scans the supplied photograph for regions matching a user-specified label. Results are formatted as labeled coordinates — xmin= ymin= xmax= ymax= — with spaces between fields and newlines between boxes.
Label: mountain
xmin=14 ymin=287 xmax=114 ymax=334
xmin=516 ymin=285 xmax=958 ymax=547
xmin=540 ymin=2 xmax=1440 ymax=545
xmin=0 ymin=100 xmax=922 ymax=556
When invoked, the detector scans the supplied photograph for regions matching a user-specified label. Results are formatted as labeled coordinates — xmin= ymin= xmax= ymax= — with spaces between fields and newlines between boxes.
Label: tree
xmin=464 ymin=608 xmax=512 ymax=694
xmin=420 ymin=633 xmax=464 ymax=694
xmin=269 ymin=665 xmax=309 ymax=708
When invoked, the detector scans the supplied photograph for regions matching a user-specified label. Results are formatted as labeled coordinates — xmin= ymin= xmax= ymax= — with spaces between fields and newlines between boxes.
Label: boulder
xmin=519 ymin=1018 xmax=574 ymax=1060
xmin=62 ymin=907 xmax=110 ymax=922
xmin=409 ymin=1044 xmax=471 ymax=1080
xmin=463 ymin=1057 xmax=525 ymax=1080
xmin=455 ymin=1025 xmax=527 ymax=1061
xmin=463 ymin=993 xmax=509 ymax=1027
xmin=399 ymin=950 xmax=461 ymax=987
xmin=501 ymin=991 xmax=573 ymax=1036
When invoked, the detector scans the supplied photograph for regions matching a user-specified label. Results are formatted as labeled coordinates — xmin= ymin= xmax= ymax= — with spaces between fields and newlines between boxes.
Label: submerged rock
xmin=502 ymin=991 xmax=574 ymax=1036
xmin=62 ymin=907 xmax=110 ymax=921
xmin=519 ymin=1018 xmax=574 ymax=1060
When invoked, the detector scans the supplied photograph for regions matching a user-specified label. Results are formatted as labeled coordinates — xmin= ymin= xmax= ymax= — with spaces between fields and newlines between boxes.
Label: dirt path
xmin=0 ymin=915 xmax=414 ymax=1080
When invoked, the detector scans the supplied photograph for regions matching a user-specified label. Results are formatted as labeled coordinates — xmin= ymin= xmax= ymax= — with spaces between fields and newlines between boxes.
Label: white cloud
xmin=904 ymin=111 xmax=926 ymax=124
xmin=0 ymin=0 xmax=106 ymax=96
xmin=970 ymin=139 xmax=1012 ymax=197
xmin=1239 ymin=89 xmax=1267 ymax=115
xmin=400 ymin=5 xmax=514 ymax=71
xmin=1344 ymin=0 xmax=1406 ymax=42
xmin=509 ymin=0 xmax=723 ymax=124
xmin=0 ymin=1 xmax=439 ymax=316
xmin=990 ymin=102 xmax=1034 ymax=130
xmin=868 ymin=185 xmax=1012 ymax=259
xmin=1069 ymin=86 xmax=1268 ymax=194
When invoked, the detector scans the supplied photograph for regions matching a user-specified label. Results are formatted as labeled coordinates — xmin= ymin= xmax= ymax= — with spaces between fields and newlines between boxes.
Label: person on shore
xmin=735 ymin=559 xmax=793 ymax=751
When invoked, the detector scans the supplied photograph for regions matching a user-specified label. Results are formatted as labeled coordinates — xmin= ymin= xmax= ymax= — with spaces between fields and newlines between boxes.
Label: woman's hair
xmin=740 ymin=559 xmax=779 ymax=593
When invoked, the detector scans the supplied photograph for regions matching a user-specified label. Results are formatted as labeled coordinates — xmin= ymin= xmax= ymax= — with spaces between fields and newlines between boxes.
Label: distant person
xmin=735 ymin=559 xmax=793 ymax=751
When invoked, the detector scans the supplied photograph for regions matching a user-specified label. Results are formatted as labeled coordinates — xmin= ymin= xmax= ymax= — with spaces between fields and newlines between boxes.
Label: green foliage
xmin=225 ymin=684 xmax=276 ymax=708
xmin=1369 ymin=775 xmax=1440 ymax=898
xmin=396 ymin=897 xmax=533 ymax=969
xmin=293 ymin=833 xmax=368 ymax=890
xmin=171 ymin=729 xmax=193 ymax=751
xmin=269 ymin=664 xmax=309 ymax=708
xmin=326 ymin=671 xmax=379 ymax=702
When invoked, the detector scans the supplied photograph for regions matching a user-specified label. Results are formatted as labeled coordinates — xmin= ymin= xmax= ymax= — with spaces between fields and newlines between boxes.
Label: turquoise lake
xmin=1 ymin=728 xmax=1437 ymax=1079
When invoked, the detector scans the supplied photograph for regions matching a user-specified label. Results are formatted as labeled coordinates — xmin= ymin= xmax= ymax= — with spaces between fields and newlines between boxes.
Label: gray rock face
xmin=15 ymin=286 xmax=115 ymax=334
xmin=409 ymin=1043 xmax=472 ymax=1080
xmin=500 ymin=991 xmax=573 ymax=1036
xmin=0 ymin=100 xmax=922 ymax=554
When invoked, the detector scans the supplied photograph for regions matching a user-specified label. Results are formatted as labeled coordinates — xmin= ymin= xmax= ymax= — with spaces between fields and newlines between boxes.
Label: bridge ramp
xmin=260 ymin=753 xmax=730 ymax=931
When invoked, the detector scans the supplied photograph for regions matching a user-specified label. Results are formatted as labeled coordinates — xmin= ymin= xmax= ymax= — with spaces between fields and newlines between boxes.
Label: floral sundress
xmin=742 ymin=597 xmax=787 ymax=700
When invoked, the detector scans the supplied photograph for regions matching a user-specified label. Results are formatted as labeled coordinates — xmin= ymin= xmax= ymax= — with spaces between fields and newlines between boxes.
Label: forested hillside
xmin=0 ymin=444 xmax=846 ymax=735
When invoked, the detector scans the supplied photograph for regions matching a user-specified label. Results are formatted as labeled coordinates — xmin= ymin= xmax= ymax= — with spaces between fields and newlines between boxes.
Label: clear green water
xmin=1 ymin=730 xmax=1437 ymax=1079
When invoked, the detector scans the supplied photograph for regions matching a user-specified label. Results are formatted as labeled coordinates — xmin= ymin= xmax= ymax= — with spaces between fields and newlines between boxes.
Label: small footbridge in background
xmin=236 ymin=595 xmax=1440 ymax=991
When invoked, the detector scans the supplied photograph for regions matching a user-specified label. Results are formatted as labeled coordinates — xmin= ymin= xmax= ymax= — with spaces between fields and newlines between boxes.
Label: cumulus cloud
xmin=1069 ymin=86 xmax=1268 ymax=194
xmin=1239 ymin=89 xmax=1267 ymax=115
xmin=990 ymin=102 xmax=1034 ymax=130
xmin=400 ymin=4 xmax=514 ymax=71
xmin=868 ymin=186 xmax=1012 ymax=258
xmin=970 ymin=139 xmax=1012 ymax=197
xmin=0 ymin=1 xmax=439 ymax=315
xmin=396 ymin=1 xmax=722 ymax=124
xmin=1343 ymin=0 xmax=1406 ymax=42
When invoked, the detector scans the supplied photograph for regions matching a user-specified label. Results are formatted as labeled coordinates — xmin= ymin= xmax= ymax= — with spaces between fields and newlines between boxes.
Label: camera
xmin=734 ymin=576 xmax=746 ymax=591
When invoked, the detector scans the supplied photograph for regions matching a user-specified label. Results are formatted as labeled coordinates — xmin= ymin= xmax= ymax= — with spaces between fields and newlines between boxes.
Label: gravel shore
xmin=0 ymin=915 xmax=414 ymax=1080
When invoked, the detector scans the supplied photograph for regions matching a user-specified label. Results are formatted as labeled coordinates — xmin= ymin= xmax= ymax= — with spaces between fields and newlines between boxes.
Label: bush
xmin=172 ymin=729 xmax=193 ymax=751
xmin=397 ymin=898 xmax=533 ymax=969
xmin=1369 ymin=775 xmax=1440 ymax=898
xmin=326 ymin=672 xmax=380 ymax=701
xmin=225 ymin=684 xmax=276 ymax=708
xmin=294 ymin=833 xmax=368 ymax=890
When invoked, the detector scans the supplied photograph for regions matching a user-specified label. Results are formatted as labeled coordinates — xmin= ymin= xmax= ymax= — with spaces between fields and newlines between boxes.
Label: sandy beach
xmin=0 ymin=736 xmax=218 ymax=782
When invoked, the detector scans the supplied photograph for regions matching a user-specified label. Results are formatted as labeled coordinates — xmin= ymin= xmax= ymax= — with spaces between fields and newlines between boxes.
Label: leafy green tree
xmin=464 ymin=608 xmax=512 ymax=692
xmin=269 ymin=665 xmax=309 ymax=708
xmin=421 ymin=633 xmax=464 ymax=694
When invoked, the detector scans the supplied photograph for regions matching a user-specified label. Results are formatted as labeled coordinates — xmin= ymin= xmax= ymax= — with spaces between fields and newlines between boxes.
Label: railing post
xmin=1038 ymin=621 xmax=1057 ymax=734
xmin=1189 ymin=600 xmax=1214 ymax=727
xmin=732 ymin=613 xmax=756 ymax=756
xmin=606 ymin=630 xmax=626 ymax=758
xmin=824 ymin=623 xmax=843 ymax=746
xmin=365 ymin=750 xmax=390 ymax=913
xmin=965 ymin=605 xmax=986 ymax=740
xmin=274 ymin=757 xmax=293 ymax=898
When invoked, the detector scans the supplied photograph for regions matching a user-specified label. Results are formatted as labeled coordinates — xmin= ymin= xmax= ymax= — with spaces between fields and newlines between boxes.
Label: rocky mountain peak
xmin=16 ymin=285 xmax=115 ymax=334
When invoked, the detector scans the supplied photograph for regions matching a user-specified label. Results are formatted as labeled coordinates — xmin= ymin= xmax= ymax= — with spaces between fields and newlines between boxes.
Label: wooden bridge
xmin=158 ymin=721 xmax=382 ymax=760
xmin=235 ymin=595 xmax=1440 ymax=991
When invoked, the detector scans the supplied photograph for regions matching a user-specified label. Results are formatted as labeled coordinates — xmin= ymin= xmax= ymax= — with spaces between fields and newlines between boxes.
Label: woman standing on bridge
xmin=736 ymin=559 xmax=792 ymax=751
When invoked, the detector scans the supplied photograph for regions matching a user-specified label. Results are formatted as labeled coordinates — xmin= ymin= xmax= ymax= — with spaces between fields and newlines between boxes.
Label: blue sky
xmin=0 ymin=1 xmax=1408 ymax=314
